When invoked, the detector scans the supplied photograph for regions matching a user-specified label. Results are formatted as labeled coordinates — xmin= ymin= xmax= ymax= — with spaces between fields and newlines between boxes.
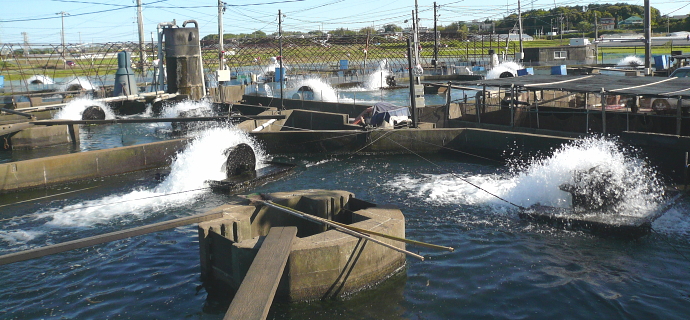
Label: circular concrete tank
xmin=198 ymin=189 xmax=407 ymax=301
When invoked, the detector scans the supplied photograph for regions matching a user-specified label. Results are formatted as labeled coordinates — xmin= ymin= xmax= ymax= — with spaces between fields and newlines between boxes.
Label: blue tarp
xmin=370 ymin=102 xmax=410 ymax=127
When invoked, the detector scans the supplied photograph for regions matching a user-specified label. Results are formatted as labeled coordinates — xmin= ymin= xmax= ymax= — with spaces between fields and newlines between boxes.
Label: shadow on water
xmin=202 ymin=269 xmax=408 ymax=320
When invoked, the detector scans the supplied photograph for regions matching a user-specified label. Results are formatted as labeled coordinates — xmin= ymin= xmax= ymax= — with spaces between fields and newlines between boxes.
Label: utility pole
xmin=218 ymin=0 xmax=225 ymax=70
xmin=433 ymin=2 xmax=439 ymax=71
xmin=56 ymin=11 xmax=69 ymax=62
xmin=278 ymin=10 xmax=284 ymax=112
xmin=559 ymin=13 xmax=563 ymax=45
xmin=517 ymin=0 xmax=524 ymax=61
xmin=594 ymin=12 xmax=598 ymax=39
xmin=21 ymin=32 xmax=29 ymax=57
xmin=137 ymin=0 xmax=145 ymax=73
xmin=644 ymin=0 xmax=651 ymax=75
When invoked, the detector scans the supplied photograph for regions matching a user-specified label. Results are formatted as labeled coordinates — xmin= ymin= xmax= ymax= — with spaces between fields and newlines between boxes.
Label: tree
xmin=383 ymin=24 xmax=402 ymax=32
xmin=251 ymin=30 xmax=267 ymax=38
xmin=329 ymin=28 xmax=357 ymax=36
xmin=576 ymin=21 xmax=592 ymax=33
xmin=359 ymin=26 xmax=376 ymax=35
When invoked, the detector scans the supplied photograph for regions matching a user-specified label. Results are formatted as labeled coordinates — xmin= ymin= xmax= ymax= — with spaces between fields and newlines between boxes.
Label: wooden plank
xmin=0 ymin=122 xmax=34 ymax=136
xmin=30 ymin=115 xmax=285 ymax=126
xmin=224 ymin=226 xmax=297 ymax=320
xmin=0 ymin=210 xmax=229 ymax=266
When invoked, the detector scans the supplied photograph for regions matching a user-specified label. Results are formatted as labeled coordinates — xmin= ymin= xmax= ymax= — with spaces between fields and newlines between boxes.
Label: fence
xmin=0 ymin=35 xmax=518 ymax=97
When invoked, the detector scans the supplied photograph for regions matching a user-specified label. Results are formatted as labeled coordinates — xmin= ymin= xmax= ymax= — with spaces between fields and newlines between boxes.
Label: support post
xmin=278 ymin=10 xmax=284 ymax=112
xmin=600 ymin=88 xmax=607 ymax=134
xmin=444 ymin=81 xmax=451 ymax=127
xmin=407 ymin=38 xmax=418 ymax=128
xmin=644 ymin=0 xmax=652 ymax=75
xmin=510 ymin=84 xmax=515 ymax=127
xmin=677 ymin=96 xmax=683 ymax=136
xmin=535 ymin=91 xmax=540 ymax=129
xmin=585 ymin=93 xmax=589 ymax=132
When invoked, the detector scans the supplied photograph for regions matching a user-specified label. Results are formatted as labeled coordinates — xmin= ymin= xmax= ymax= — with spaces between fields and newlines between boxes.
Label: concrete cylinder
xmin=163 ymin=20 xmax=205 ymax=100
xmin=113 ymin=51 xmax=138 ymax=97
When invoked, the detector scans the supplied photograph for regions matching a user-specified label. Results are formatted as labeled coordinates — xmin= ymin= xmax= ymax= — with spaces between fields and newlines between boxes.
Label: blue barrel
xmin=551 ymin=65 xmax=567 ymax=75
xmin=517 ymin=68 xmax=534 ymax=76
xmin=653 ymin=55 xmax=668 ymax=70
xmin=274 ymin=67 xmax=286 ymax=82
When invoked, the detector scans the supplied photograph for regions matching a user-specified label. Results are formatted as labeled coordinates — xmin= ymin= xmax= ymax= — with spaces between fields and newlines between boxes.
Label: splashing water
xmin=288 ymin=78 xmax=340 ymax=102
xmin=388 ymin=136 xmax=664 ymax=216
xmin=486 ymin=61 xmax=524 ymax=79
xmin=617 ymin=55 xmax=644 ymax=67
xmin=159 ymin=99 xmax=213 ymax=119
xmin=60 ymin=77 xmax=99 ymax=91
xmin=33 ymin=126 xmax=267 ymax=228
xmin=262 ymin=57 xmax=285 ymax=78
xmin=363 ymin=59 xmax=391 ymax=90
xmin=53 ymin=97 xmax=116 ymax=120
xmin=27 ymin=75 xmax=55 ymax=85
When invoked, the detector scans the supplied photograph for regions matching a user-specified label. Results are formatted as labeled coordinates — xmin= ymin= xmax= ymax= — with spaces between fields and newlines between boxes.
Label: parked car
xmin=636 ymin=66 xmax=690 ymax=114
xmin=670 ymin=66 xmax=690 ymax=78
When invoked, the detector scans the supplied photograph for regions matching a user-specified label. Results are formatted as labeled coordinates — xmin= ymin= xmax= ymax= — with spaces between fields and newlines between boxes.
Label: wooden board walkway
xmin=224 ymin=226 xmax=297 ymax=320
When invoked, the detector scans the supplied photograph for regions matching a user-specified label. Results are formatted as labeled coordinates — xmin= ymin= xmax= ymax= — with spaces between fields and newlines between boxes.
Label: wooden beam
xmin=31 ymin=115 xmax=286 ymax=126
xmin=224 ymin=226 xmax=297 ymax=320
xmin=0 ymin=211 xmax=229 ymax=266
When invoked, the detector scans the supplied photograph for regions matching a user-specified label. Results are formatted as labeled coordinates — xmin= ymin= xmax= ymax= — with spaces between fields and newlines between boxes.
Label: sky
xmin=1 ymin=0 xmax=690 ymax=44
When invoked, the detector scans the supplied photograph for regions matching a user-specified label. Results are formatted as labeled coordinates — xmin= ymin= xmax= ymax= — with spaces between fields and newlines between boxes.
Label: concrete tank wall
xmin=0 ymin=138 xmax=188 ymax=192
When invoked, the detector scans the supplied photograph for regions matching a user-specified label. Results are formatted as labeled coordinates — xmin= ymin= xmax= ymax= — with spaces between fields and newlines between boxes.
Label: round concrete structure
xmin=198 ymin=189 xmax=407 ymax=301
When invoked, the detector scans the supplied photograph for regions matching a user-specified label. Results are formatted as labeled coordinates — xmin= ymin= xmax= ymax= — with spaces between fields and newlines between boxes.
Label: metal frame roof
xmin=458 ymin=75 xmax=690 ymax=98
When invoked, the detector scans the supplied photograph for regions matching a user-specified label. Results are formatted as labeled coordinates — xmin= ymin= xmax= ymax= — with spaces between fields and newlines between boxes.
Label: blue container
xmin=472 ymin=66 xmax=485 ymax=72
xmin=274 ymin=67 xmax=286 ymax=82
xmin=551 ymin=65 xmax=567 ymax=75
xmin=653 ymin=55 xmax=668 ymax=70
xmin=340 ymin=59 xmax=349 ymax=70
xmin=517 ymin=68 xmax=534 ymax=76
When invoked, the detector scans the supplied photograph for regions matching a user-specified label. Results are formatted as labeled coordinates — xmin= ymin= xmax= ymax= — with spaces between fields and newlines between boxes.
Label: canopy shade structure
xmin=458 ymin=75 xmax=690 ymax=98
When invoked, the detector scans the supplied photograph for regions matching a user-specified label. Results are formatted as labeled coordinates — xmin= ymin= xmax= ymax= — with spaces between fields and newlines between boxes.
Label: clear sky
xmin=1 ymin=0 xmax=689 ymax=44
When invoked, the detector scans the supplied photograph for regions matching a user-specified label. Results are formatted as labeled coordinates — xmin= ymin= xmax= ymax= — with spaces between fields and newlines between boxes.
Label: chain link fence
xmin=1 ymin=34 xmax=517 ymax=97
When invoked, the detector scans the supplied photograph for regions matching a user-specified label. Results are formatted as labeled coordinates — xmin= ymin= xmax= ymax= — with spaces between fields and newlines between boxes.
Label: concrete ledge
xmin=10 ymin=124 xmax=79 ymax=150
xmin=0 ymin=138 xmax=188 ymax=192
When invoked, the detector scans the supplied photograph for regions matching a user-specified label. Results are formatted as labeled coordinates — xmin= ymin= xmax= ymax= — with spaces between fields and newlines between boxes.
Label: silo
xmin=163 ymin=20 xmax=205 ymax=100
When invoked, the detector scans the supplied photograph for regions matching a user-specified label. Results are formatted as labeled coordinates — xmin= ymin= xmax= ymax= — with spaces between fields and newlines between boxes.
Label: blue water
xmin=1 ymin=82 xmax=689 ymax=319
xmin=1 ymin=144 xmax=690 ymax=319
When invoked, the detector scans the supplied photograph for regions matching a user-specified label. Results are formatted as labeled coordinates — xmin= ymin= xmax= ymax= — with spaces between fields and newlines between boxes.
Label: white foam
xmin=0 ymin=230 xmax=42 ymax=245
xmin=617 ymin=56 xmax=644 ymax=67
xmin=60 ymin=77 xmax=99 ymax=91
xmin=486 ymin=61 xmax=524 ymax=79
xmin=159 ymin=99 xmax=213 ymax=119
xmin=363 ymin=60 xmax=391 ymax=90
xmin=388 ymin=136 xmax=664 ymax=216
xmin=53 ymin=97 xmax=116 ymax=120
xmin=36 ymin=126 xmax=267 ymax=227
xmin=288 ymin=78 xmax=340 ymax=102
